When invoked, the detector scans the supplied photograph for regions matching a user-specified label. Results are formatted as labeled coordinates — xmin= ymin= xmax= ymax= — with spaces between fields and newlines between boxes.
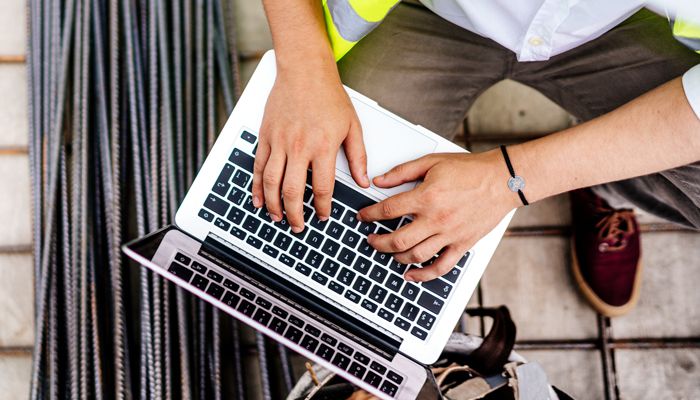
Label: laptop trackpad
xmin=335 ymin=98 xmax=439 ymax=198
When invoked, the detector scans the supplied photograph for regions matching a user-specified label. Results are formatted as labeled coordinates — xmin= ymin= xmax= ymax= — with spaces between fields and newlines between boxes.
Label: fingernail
xmin=356 ymin=213 xmax=364 ymax=222
xmin=319 ymin=216 xmax=329 ymax=222
xmin=364 ymin=174 xmax=370 ymax=186
xmin=253 ymin=196 xmax=261 ymax=207
xmin=292 ymin=225 xmax=303 ymax=233
xmin=404 ymin=274 xmax=414 ymax=282
xmin=271 ymin=214 xmax=282 ymax=222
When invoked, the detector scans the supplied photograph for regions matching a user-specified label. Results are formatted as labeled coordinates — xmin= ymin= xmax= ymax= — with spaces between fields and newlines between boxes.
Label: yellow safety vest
xmin=321 ymin=1 xmax=700 ymax=60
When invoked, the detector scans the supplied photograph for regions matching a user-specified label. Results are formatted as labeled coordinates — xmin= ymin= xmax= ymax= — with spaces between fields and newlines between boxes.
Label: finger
xmin=367 ymin=220 xmax=435 ymax=254
xmin=343 ymin=119 xmax=370 ymax=188
xmin=392 ymin=234 xmax=446 ymax=266
xmin=357 ymin=190 xmax=416 ymax=222
xmin=311 ymin=155 xmax=336 ymax=221
xmin=261 ymin=150 xmax=287 ymax=221
xmin=405 ymin=245 xmax=464 ymax=282
xmin=282 ymin=157 xmax=310 ymax=233
xmin=373 ymin=155 xmax=440 ymax=188
xmin=252 ymin=141 xmax=271 ymax=208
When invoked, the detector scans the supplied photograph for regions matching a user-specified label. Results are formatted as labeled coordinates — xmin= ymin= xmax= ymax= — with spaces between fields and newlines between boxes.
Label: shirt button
xmin=528 ymin=36 xmax=543 ymax=46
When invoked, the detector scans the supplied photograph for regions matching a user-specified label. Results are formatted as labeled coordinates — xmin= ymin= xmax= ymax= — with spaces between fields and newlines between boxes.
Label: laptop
xmin=123 ymin=50 xmax=514 ymax=399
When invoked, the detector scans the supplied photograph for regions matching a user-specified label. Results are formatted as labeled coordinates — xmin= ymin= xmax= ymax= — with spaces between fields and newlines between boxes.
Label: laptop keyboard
xmin=168 ymin=252 xmax=405 ymax=397
xmin=196 ymin=130 xmax=472 ymax=341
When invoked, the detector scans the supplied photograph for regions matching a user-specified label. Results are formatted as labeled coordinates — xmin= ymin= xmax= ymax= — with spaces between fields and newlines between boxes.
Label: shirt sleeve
xmin=682 ymin=64 xmax=700 ymax=120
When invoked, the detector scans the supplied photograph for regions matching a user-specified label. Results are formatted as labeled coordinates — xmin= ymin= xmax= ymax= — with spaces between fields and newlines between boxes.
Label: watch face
xmin=508 ymin=176 xmax=525 ymax=192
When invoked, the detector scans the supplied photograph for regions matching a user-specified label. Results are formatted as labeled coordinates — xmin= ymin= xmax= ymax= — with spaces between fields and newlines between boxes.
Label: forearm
xmin=262 ymin=0 xmax=339 ymax=81
xmin=509 ymin=77 xmax=700 ymax=203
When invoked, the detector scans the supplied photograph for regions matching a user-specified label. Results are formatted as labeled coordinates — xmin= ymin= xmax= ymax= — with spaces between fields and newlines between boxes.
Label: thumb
xmin=374 ymin=155 xmax=439 ymax=188
xmin=344 ymin=120 xmax=370 ymax=188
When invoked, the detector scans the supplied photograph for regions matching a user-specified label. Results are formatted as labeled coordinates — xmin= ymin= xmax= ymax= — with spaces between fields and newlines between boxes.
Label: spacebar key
xmin=333 ymin=180 xmax=375 ymax=211
xmin=229 ymin=148 xmax=254 ymax=173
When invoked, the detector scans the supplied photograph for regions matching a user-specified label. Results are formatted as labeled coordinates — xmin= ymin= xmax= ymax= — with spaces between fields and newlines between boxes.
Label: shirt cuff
xmin=682 ymin=64 xmax=700 ymax=120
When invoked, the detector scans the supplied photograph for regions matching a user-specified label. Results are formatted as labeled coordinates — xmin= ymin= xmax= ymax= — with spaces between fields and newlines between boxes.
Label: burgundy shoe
xmin=570 ymin=188 xmax=642 ymax=317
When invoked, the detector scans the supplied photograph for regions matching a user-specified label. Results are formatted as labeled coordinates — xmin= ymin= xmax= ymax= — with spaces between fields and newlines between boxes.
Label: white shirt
xmin=418 ymin=0 xmax=700 ymax=119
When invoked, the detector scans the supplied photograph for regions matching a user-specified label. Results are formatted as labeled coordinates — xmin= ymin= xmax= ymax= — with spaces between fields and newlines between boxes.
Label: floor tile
xmin=0 ymin=353 xmax=32 ymax=400
xmin=509 ymin=194 xmax=571 ymax=228
xmin=0 ymin=0 xmax=26 ymax=55
xmin=518 ymin=349 xmax=604 ymax=400
xmin=611 ymin=232 xmax=700 ymax=339
xmin=615 ymin=348 xmax=700 ymax=400
xmin=481 ymin=237 xmax=599 ymax=340
xmin=0 ymin=155 xmax=32 ymax=246
xmin=0 ymin=254 xmax=34 ymax=347
xmin=0 ymin=65 xmax=28 ymax=147
xmin=467 ymin=80 xmax=574 ymax=136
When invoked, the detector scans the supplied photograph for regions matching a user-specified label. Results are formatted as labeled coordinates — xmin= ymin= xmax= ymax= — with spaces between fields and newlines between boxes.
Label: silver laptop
xmin=123 ymin=50 xmax=514 ymax=399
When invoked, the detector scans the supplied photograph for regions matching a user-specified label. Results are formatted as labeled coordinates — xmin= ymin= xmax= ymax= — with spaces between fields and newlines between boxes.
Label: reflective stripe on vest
xmin=323 ymin=0 xmax=399 ymax=61
xmin=673 ymin=18 xmax=700 ymax=53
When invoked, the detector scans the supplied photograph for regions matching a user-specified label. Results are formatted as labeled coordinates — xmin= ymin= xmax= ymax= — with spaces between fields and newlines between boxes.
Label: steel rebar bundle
xmin=27 ymin=0 xmax=294 ymax=398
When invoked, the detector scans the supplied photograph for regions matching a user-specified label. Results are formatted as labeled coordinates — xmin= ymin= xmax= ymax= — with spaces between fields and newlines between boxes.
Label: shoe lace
xmin=595 ymin=208 xmax=635 ymax=252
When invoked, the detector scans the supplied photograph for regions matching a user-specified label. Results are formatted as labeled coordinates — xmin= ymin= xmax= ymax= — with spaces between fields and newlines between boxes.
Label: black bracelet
xmin=500 ymin=145 xmax=529 ymax=206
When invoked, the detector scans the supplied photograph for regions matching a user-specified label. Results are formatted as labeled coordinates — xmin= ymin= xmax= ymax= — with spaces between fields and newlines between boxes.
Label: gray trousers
xmin=337 ymin=3 xmax=700 ymax=229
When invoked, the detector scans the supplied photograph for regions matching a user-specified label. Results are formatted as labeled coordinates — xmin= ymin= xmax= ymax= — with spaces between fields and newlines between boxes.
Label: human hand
xmin=357 ymin=151 xmax=518 ymax=282
xmin=252 ymin=70 xmax=370 ymax=233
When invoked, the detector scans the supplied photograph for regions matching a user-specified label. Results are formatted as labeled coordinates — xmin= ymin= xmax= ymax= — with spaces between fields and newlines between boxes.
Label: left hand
xmin=357 ymin=150 xmax=518 ymax=282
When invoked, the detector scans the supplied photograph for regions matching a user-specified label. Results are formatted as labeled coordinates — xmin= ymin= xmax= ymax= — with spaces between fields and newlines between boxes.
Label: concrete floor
xmin=1 ymin=1 xmax=699 ymax=399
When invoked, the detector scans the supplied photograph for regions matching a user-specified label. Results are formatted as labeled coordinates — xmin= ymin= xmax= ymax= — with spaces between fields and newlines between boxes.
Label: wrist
xmin=480 ymin=149 xmax=524 ymax=211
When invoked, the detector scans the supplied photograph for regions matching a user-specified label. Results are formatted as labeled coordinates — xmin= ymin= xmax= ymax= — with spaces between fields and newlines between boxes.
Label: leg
xmin=337 ymin=1 xmax=510 ymax=141
xmin=513 ymin=9 xmax=700 ymax=228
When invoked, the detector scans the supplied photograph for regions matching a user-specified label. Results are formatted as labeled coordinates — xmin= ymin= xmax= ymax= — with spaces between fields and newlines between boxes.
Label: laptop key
xmin=206 ymin=270 xmax=223 ymax=283
xmin=243 ymin=195 xmax=257 ymax=213
xmin=369 ymin=286 xmax=388 ymax=303
xmin=361 ymin=299 xmax=378 ymax=313
xmin=422 ymin=278 xmax=453 ymax=299
xmin=302 ymin=205 xmax=313 ymax=222
xmin=352 ymin=277 xmax=371 ymax=295
xmin=230 ymin=225 xmax=246 ymax=241
xmin=258 ymin=206 xmax=273 ymax=223
xmin=457 ymin=252 xmax=471 ymax=268
xmin=401 ymin=283 xmax=419 ymax=301
xmin=214 ymin=164 xmax=234 ymax=192
xmin=328 ymin=281 xmax=344 ymax=295
xmin=279 ymin=253 xmax=295 ymax=267
xmin=338 ymin=247 xmax=356 ymax=266
xmin=380 ymin=381 xmax=399 ymax=397
xmin=273 ymin=232 xmax=292 ymax=251
xmin=341 ymin=210 xmax=359 ymax=229
xmin=320 ymin=239 xmax=340 ymax=257
xmin=305 ymin=229 xmax=324 ymax=249
xmin=284 ymin=326 xmax=304 ymax=343
xmin=204 ymin=194 xmax=230 ymax=216
xmin=253 ymin=309 xmax=272 ymax=326
xmin=320 ymin=259 xmax=340 ymax=277
xmin=288 ymin=315 xmax=304 ymax=328
xmin=400 ymin=304 xmax=419 ymax=322
xmin=237 ymin=300 xmax=256 ymax=317
xmin=174 ymin=252 xmax=191 ymax=265
xmin=272 ymin=306 xmax=288 ymax=319
xmin=316 ymin=344 xmax=335 ymax=361
xmin=214 ymin=217 xmax=231 ymax=231
xmin=270 ymin=317 xmax=287 ymax=334
xmin=262 ymin=245 xmax=279 ymax=258
xmin=191 ymin=261 xmax=206 ymax=274
xmin=417 ymin=312 xmax=436 ymax=330
xmin=418 ymin=292 xmax=444 ymax=314
xmin=353 ymin=352 xmax=370 ymax=364
xmin=242 ymin=215 xmax=261 ymax=234
xmin=411 ymin=326 xmax=428 ymax=341
xmin=341 ymin=230 xmax=361 ymax=249
xmin=394 ymin=317 xmax=410 ymax=331
xmin=311 ymin=272 xmax=328 ymax=285
xmin=378 ymin=308 xmax=394 ymax=322
xmin=258 ymin=224 xmax=276 ymax=242
xmin=246 ymin=236 xmax=263 ymax=249
xmin=338 ymin=342 xmax=354 ymax=356
xmin=358 ymin=239 xmax=374 ymax=257
xmin=353 ymin=256 xmax=372 ymax=275
xmin=222 ymin=291 xmax=240 ymax=308
xmin=226 ymin=206 xmax=245 ymax=225
xmin=305 ymin=250 xmax=324 ymax=269
xmin=389 ymin=260 xmax=407 ymax=275
xmin=290 ymin=242 xmax=308 ymax=260
xmin=303 ymin=185 xmax=313 ymax=203
xmin=329 ymin=201 xmax=345 ymax=221
xmin=444 ymin=267 xmax=461 ymax=283
xmin=192 ymin=275 xmax=209 ymax=290
xmin=385 ymin=294 xmax=404 ymax=312
xmin=223 ymin=279 xmax=239 ymax=291
xmin=369 ymin=265 xmax=387 ymax=284
xmin=310 ymin=215 xmax=328 ymax=231
xmin=295 ymin=263 xmax=312 ymax=276
xmin=229 ymin=148 xmax=254 ymax=172
xmin=344 ymin=290 xmax=361 ymax=304
xmin=198 ymin=208 xmax=214 ymax=222
xmin=326 ymin=221 xmax=345 ymax=240
xmin=373 ymin=251 xmax=391 ymax=266
xmin=379 ymin=217 xmax=402 ymax=231
xmin=369 ymin=361 xmax=387 ymax=375
xmin=255 ymin=298 xmax=272 ymax=310
xmin=168 ymin=262 xmax=193 ymax=282
xmin=387 ymin=370 xmax=404 ymax=385
xmin=332 ymin=353 xmax=351 ymax=369
xmin=349 ymin=362 xmax=367 ymax=379
xmin=291 ymin=226 xmax=308 ymax=240
xmin=300 ymin=335 xmax=318 ymax=353
xmin=385 ymin=274 xmax=403 ymax=292
xmin=364 ymin=371 xmax=382 ymax=388
xmin=274 ymin=217 xmax=290 ymax=231
xmin=241 ymin=130 xmax=257 ymax=144
xmin=357 ymin=221 xmax=377 ymax=236
xmin=304 ymin=324 xmax=321 ymax=337
xmin=338 ymin=268 xmax=356 ymax=286
xmin=226 ymin=187 xmax=246 ymax=205
xmin=321 ymin=333 xmax=337 ymax=347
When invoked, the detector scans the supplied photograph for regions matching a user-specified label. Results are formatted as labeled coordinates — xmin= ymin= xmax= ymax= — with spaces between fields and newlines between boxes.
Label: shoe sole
xmin=570 ymin=237 xmax=642 ymax=318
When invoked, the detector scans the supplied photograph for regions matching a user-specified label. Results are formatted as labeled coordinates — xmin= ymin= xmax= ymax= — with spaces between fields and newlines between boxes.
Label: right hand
xmin=252 ymin=69 xmax=370 ymax=233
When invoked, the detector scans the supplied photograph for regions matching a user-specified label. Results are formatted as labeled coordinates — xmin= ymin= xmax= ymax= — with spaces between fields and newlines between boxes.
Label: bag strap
xmin=456 ymin=306 xmax=517 ymax=375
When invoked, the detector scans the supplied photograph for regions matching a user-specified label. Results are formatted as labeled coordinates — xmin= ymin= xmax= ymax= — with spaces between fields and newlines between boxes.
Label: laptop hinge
xmin=200 ymin=233 xmax=402 ymax=360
